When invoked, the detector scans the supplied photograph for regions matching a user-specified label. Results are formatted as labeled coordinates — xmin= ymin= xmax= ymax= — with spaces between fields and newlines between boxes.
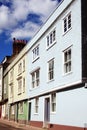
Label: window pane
xmin=35 ymin=98 xmax=39 ymax=113
xmin=64 ymin=48 xmax=71 ymax=73
xmin=51 ymin=93 xmax=56 ymax=112
xmin=31 ymin=69 xmax=40 ymax=88
xmin=48 ymin=59 xmax=54 ymax=80
xmin=63 ymin=13 xmax=71 ymax=33
xmin=64 ymin=19 xmax=67 ymax=32
xmin=53 ymin=30 xmax=56 ymax=41
xmin=68 ymin=14 xmax=71 ymax=29
xmin=32 ymin=45 xmax=39 ymax=60
xmin=47 ymin=36 xmax=49 ymax=47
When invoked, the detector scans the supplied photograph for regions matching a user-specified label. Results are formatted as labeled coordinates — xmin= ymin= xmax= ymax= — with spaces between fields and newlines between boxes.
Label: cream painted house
xmin=2 ymin=39 xmax=28 ymax=122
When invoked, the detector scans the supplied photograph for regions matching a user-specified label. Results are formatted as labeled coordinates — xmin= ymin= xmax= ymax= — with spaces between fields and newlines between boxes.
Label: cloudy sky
xmin=0 ymin=0 xmax=61 ymax=62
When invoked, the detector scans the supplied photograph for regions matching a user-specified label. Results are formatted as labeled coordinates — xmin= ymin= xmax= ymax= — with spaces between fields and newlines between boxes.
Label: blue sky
xmin=0 ymin=0 xmax=61 ymax=63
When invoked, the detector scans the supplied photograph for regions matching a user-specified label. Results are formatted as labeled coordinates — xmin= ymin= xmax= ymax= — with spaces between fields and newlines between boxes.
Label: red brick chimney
xmin=13 ymin=38 xmax=27 ymax=55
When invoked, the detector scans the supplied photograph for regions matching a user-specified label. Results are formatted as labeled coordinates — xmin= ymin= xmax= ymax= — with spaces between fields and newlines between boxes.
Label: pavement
xmin=0 ymin=119 xmax=47 ymax=130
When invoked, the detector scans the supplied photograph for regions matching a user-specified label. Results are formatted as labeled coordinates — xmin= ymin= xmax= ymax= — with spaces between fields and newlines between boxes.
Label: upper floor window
xmin=10 ymin=84 xmax=14 ymax=98
xmin=48 ymin=59 xmax=54 ymax=81
xmin=32 ymin=45 xmax=39 ymax=61
xmin=18 ymin=62 xmax=22 ymax=74
xmin=18 ymin=78 xmax=22 ymax=95
xmin=46 ymin=29 xmax=56 ymax=49
xmin=64 ymin=47 xmax=72 ymax=74
xmin=23 ymin=78 xmax=25 ymax=93
xmin=51 ymin=93 xmax=56 ymax=112
xmin=31 ymin=68 xmax=40 ymax=88
xmin=4 ymin=83 xmax=7 ymax=94
xmin=10 ymin=69 xmax=14 ymax=82
xmin=63 ymin=13 xmax=71 ymax=34
xmin=35 ymin=97 xmax=39 ymax=113
xmin=23 ymin=59 xmax=25 ymax=71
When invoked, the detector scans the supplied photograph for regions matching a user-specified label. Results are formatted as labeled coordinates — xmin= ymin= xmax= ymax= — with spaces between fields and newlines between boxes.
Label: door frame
xmin=28 ymin=101 xmax=32 ymax=121
xmin=43 ymin=96 xmax=50 ymax=128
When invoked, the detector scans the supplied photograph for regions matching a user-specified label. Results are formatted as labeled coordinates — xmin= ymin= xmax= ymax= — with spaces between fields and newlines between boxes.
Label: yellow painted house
xmin=3 ymin=39 xmax=28 ymax=123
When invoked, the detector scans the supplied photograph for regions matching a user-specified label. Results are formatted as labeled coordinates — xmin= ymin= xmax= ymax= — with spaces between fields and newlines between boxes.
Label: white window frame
xmin=10 ymin=69 xmax=14 ymax=82
xmin=31 ymin=68 xmax=40 ymax=88
xmin=10 ymin=84 xmax=13 ymax=98
xmin=32 ymin=45 xmax=39 ymax=62
xmin=63 ymin=47 xmax=72 ymax=74
xmin=48 ymin=59 xmax=54 ymax=81
xmin=11 ymin=105 xmax=15 ymax=115
xmin=35 ymin=97 xmax=39 ymax=114
xmin=23 ymin=59 xmax=25 ymax=72
xmin=19 ymin=102 xmax=24 ymax=114
xmin=18 ymin=78 xmax=22 ymax=95
xmin=51 ymin=93 xmax=56 ymax=113
xmin=18 ymin=62 xmax=22 ymax=75
xmin=63 ymin=12 xmax=72 ymax=34
xmin=23 ymin=77 xmax=25 ymax=93
xmin=46 ymin=29 xmax=56 ymax=49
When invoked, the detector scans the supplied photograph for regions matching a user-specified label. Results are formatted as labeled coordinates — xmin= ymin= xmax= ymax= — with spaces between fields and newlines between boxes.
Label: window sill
xmin=63 ymin=71 xmax=72 ymax=77
xmin=63 ymin=27 xmax=72 ymax=36
xmin=50 ymin=111 xmax=56 ymax=115
xmin=34 ymin=113 xmax=38 ymax=115
xmin=32 ymin=56 xmax=40 ymax=63
xmin=19 ymin=113 xmax=24 ymax=115
xmin=46 ymin=41 xmax=56 ymax=51
xmin=47 ymin=79 xmax=54 ymax=83
xmin=18 ymin=93 xmax=22 ymax=95
xmin=30 ymin=86 xmax=40 ymax=91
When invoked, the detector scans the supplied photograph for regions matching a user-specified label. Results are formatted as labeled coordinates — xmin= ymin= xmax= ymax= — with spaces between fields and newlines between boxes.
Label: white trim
xmin=29 ymin=80 xmax=82 ymax=99
xmin=62 ymin=45 xmax=73 ymax=75
xmin=62 ymin=11 xmax=72 ymax=35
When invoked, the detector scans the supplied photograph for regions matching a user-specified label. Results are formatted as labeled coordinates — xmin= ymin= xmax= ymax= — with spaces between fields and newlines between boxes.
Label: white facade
xmin=26 ymin=0 xmax=82 ymax=97
xmin=26 ymin=0 xmax=87 ymax=129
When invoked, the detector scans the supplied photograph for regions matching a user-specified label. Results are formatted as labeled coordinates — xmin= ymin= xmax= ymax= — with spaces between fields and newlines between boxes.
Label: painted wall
xmin=26 ymin=0 xmax=86 ymax=128
xmin=18 ymin=101 xmax=28 ymax=122
xmin=26 ymin=0 xmax=82 ymax=98
xmin=30 ymin=86 xmax=87 ymax=128
xmin=8 ymin=55 xmax=27 ymax=104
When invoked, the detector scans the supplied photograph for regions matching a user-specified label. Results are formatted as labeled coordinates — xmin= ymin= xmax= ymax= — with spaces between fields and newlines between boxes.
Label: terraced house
xmin=26 ymin=0 xmax=87 ymax=129
xmin=1 ymin=0 xmax=87 ymax=130
xmin=0 ymin=38 xmax=27 ymax=121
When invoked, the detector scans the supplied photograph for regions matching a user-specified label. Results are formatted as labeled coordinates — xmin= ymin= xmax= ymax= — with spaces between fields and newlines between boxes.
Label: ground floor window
xmin=51 ymin=93 xmax=56 ymax=112
xmin=18 ymin=102 xmax=24 ymax=114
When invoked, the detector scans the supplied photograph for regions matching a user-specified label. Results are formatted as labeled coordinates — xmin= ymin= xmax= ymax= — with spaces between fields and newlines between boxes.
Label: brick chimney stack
xmin=13 ymin=38 xmax=27 ymax=55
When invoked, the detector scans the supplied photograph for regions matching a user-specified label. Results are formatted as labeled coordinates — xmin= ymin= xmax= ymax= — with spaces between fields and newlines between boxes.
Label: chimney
xmin=13 ymin=38 xmax=27 ymax=55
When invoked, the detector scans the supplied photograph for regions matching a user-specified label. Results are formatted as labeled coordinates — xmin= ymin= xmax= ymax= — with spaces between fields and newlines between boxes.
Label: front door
xmin=44 ymin=97 xmax=50 ymax=128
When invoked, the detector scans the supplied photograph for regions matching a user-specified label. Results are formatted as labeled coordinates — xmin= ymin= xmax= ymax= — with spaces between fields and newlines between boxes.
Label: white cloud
xmin=11 ymin=21 xmax=40 ymax=38
xmin=0 ymin=5 xmax=17 ymax=30
xmin=0 ymin=0 xmax=58 ymax=38
xmin=11 ymin=0 xmax=58 ymax=22
xmin=0 ymin=5 xmax=10 ymax=28
xmin=11 ymin=0 xmax=30 ymax=22
xmin=29 ymin=0 xmax=57 ymax=15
